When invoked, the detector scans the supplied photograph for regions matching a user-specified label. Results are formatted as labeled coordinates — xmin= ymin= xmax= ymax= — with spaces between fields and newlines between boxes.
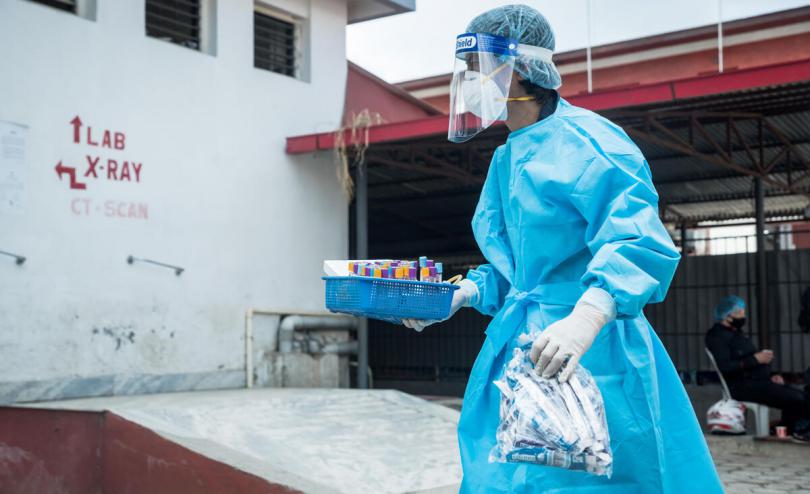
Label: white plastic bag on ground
xmin=489 ymin=346 xmax=613 ymax=477
xmin=706 ymin=399 xmax=746 ymax=435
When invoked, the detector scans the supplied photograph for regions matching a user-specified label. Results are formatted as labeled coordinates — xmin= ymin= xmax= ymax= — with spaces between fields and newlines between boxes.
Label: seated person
xmin=706 ymin=296 xmax=810 ymax=441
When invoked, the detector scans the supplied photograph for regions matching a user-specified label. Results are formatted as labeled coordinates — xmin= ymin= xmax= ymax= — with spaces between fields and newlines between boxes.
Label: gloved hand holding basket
xmin=323 ymin=258 xmax=460 ymax=324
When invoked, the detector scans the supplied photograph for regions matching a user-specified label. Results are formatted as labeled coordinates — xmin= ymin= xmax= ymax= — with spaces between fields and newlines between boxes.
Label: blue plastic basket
xmin=323 ymin=276 xmax=459 ymax=323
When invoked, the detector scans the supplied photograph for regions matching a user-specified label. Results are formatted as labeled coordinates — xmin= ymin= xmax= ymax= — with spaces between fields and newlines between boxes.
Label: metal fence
xmin=649 ymin=227 xmax=810 ymax=374
xmin=369 ymin=228 xmax=810 ymax=392
xmin=368 ymin=262 xmax=488 ymax=389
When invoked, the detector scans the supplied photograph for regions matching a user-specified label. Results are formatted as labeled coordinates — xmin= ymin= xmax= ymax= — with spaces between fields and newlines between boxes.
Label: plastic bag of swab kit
xmin=488 ymin=345 xmax=613 ymax=477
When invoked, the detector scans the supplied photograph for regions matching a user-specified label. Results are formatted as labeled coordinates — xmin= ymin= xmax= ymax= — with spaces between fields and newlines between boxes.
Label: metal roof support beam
xmin=367 ymin=174 xmax=440 ymax=189
xmin=371 ymin=139 xmax=503 ymax=154
xmin=622 ymin=112 xmax=810 ymax=197
xmin=662 ymin=187 xmax=806 ymax=206
xmin=625 ymin=127 xmax=763 ymax=179
xmin=761 ymin=118 xmax=810 ymax=184
xmin=762 ymin=118 xmax=810 ymax=167
xmin=728 ymin=118 xmax=760 ymax=170
xmin=764 ymin=146 xmax=789 ymax=175
xmin=411 ymin=150 xmax=482 ymax=185
xmin=789 ymin=170 xmax=810 ymax=189
xmin=648 ymin=117 xmax=693 ymax=150
xmin=754 ymin=177 xmax=769 ymax=350
xmin=371 ymin=186 xmax=481 ymax=206
xmin=659 ymin=199 xmax=686 ymax=223
xmin=691 ymin=115 xmax=732 ymax=162
xmin=654 ymin=170 xmax=743 ymax=185
xmin=758 ymin=118 xmax=764 ymax=174
xmin=355 ymin=158 xmax=369 ymax=390
xmin=367 ymin=154 xmax=483 ymax=185
xmin=617 ymin=110 xmax=809 ymax=165
xmin=726 ymin=116 xmax=732 ymax=159
xmin=614 ymin=110 xmax=762 ymax=119
xmin=366 ymin=167 xmax=428 ymax=195
xmin=662 ymin=209 xmax=804 ymax=224
xmin=634 ymin=139 xmax=810 ymax=165
xmin=787 ymin=148 xmax=793 ymax=186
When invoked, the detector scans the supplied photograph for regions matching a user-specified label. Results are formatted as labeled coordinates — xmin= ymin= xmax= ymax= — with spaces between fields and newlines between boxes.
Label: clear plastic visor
xmin=448 ymin=49 xmax=515 ymax=143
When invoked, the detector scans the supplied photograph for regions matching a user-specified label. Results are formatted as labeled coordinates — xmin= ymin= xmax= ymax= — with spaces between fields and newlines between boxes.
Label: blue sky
xmin=347 ymin=0 xmax=810 ymax=83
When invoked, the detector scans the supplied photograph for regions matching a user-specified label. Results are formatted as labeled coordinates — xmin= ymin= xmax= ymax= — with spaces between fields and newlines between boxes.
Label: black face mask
xmin=730 ymin=317 xmax=747 ymax=330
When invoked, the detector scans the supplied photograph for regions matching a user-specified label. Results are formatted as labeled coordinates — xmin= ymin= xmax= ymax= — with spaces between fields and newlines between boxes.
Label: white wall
xmin=0 ymin=0 xmax=349 ymax=402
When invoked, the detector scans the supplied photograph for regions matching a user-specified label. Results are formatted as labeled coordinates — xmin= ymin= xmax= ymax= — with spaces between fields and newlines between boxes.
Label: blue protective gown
xmin=458 ymin=99 xmax=723 ymax=493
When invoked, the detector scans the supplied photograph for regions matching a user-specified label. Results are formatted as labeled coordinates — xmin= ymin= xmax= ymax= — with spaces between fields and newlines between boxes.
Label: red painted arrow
xmin=55 ymin=160 xmax=87 ymax=190
xmin=70 ymin=115 xmax=82 ymax=144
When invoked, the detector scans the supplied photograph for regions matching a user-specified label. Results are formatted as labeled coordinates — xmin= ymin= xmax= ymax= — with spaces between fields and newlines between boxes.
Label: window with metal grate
xmin=27 ymin=0 xmax=77 ymax=13
xmin=254 ymin=10 xmax=298 ymax=78
xmin=146 ymin=0 xmax=201 ymax=51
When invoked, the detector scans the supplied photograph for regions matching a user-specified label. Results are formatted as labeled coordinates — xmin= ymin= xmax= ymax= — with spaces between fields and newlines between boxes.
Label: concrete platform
xmin=2 ymin=389 xmax=462 ymax=494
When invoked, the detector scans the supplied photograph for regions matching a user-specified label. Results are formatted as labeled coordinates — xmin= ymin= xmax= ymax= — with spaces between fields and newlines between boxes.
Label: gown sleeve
xmin=570 ymin=143 xmax=680 ymax=319
xmin=466 ymin=264 xmax=511 ymax=317
xmin=467 ymin=147 xmax=515 ymax=318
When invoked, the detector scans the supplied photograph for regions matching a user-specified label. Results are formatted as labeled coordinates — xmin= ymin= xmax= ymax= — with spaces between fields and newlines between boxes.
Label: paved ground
xmin=424 ymin=396 xmax=810 ymax=493
xmin=713 ymin=449 xmax=810 ymax=493
xmin=706 ymin=436 xmax=810 ymax=493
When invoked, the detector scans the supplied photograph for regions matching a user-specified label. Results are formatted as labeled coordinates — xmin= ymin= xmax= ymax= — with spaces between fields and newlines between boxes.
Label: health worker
xmin=403 ymin=4 xmax=723 ymax=493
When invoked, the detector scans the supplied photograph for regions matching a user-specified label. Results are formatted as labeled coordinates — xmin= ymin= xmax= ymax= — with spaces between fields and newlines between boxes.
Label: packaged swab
xmin=489 ymin=346 xmax=613 ymax=477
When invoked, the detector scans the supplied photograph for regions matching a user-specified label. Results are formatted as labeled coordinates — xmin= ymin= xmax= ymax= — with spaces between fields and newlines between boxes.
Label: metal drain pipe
xmin=279 ymin=315 xmax=358 ymax=353
xmin=245 ymin=311 xmax=359 ymax=389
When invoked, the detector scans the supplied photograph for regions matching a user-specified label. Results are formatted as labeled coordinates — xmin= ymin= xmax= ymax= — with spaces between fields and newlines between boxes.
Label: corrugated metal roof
xmin=355 ymin=80 xmax=810 ymax=254
xmin=665 ymin=194 xmax=809 ymax=222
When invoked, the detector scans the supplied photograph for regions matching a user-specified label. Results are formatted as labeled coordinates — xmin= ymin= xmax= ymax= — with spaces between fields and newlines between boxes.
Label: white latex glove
xmin=403 ymin=279 xmax=479 ymax=332
xmin=530 ymin=299 xmax=612 ymax=382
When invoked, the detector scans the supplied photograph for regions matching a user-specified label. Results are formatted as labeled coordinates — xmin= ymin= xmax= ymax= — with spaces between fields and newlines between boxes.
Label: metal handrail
xmin=127 ymin=255 xmax=183 ymax=275
xmin=0 ymin=250 xmax=25 ymax=265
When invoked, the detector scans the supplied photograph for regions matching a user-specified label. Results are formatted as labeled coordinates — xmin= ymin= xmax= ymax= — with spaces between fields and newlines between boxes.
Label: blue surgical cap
xmin=714 ymin=296 xmax=745 ymax=321
xmin=466 ymin=4 xmax=562 ymax=90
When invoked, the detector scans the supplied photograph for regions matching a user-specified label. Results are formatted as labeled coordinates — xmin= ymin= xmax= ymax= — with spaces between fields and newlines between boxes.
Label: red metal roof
xmin=538 ymin=6 xmax=810 ymax=66
xmin=396 ymin=5 xmax=810 ymax=90
xmin=287 ymin=58 xmax=810 ymax=154
xmin=344 ymin=62 xmax=441 ymax=126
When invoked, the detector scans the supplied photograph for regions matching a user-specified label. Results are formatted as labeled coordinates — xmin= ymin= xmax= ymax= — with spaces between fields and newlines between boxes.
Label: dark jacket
xmin=705 ymin=323 xmax=770 ymax=385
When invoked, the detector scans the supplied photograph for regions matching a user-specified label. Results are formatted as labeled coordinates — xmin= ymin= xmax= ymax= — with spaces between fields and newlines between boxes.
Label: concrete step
xmin=3 ymin=389 xmax=462 ymax=494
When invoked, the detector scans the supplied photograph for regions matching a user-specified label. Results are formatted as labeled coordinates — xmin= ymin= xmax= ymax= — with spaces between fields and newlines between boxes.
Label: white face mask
xmin=461 ymin=70 xmax=508 ymax=122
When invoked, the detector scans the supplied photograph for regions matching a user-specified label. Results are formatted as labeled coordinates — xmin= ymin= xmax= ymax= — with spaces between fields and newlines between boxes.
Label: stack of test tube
xmin=418 ymin=256 xmax=443 ymax=283
xmin=348 ymin=258 xmax=444 ymax=283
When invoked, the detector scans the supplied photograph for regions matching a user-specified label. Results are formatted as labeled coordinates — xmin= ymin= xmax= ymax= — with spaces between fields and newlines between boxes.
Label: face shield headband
xmin=448 ymin=32 xmax=555 ymax=143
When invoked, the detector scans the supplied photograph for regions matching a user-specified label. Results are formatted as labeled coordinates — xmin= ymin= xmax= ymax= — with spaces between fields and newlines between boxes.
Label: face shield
xmin=448 ymin=32 xmax=554 ymax=143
